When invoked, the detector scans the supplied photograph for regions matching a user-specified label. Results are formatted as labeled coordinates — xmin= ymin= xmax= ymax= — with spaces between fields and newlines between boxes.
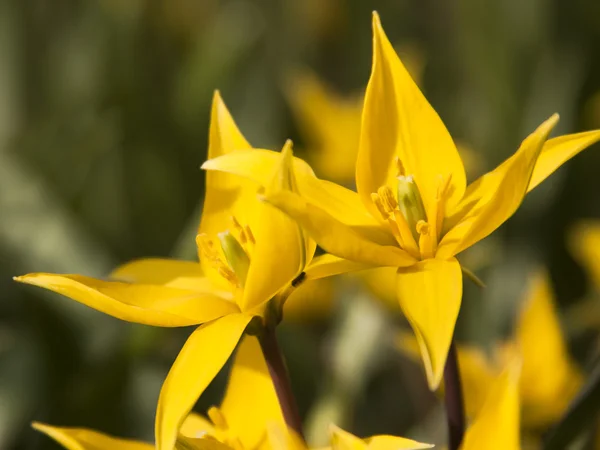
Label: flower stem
xmin=444 ymin=340 xmax=466 ymax=450
xmin=259 ymin=326 xmax=305 ymax=441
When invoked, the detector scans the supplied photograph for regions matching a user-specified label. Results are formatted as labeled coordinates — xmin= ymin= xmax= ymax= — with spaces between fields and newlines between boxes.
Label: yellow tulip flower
xmin=203 ymin=12 xmax=600 ymax=389
xmin=15 ymin=93 xmax=358 ymax=450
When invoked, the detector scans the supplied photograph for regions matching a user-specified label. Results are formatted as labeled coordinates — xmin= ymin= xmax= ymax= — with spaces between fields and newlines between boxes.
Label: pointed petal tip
xmin=281 ymin=139 xmax=294 ymax=155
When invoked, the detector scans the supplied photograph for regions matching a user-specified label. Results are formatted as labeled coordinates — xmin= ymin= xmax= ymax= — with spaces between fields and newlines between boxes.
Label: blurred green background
xmin=4 ymin=0 xmax=600 ymax=448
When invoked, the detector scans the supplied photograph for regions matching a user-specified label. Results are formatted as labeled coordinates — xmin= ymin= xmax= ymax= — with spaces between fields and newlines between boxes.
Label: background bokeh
xmin=3 ymin=0 xmax=600 ymax=448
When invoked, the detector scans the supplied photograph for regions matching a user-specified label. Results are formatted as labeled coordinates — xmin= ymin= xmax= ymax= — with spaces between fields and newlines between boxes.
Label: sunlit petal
xmin=14 ymin=273 xmax=238 ymax=326
xmin=264 ymin=190 xmax=416 ymax=268
xmin=111 ymin=258 xmax=226 ymax=294
xmin=199 ymin=92 xmax=257 ymax=287
xmin=179 ymin=413 xmax=216 ymax=438
xmin=304 ymin=254 xmax=374 ymax=281
xmin=156 ymin=313 xmax=253 ymax=450
xmin=32 ymin=422 xmax=153 ymax=450
xmin=357 ymin=12 xmax=465 ymax=218
xmin=439 ymin=114 xmax=559 ymax=257
xmin=396 ymin=258 xmax=462 ymax=390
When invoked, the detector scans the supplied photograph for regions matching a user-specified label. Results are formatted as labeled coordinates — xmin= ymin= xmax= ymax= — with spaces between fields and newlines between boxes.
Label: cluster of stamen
xmin=197 ymin=216 xmax=255 ymax=288
xmin=370 ymin=157 xmax=451 ymax=260
xmin=185 ymin=406 xmax=244 ymax=450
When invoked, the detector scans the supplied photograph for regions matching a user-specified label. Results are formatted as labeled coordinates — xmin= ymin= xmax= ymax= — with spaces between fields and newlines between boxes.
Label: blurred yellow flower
xmin=32 ymin=334 xmax=284 ymax=450
xmin=398 ymin=271 xmax=581 ymax=428
xmin=201 ymin=12 xmax=600 ymax=390
xmin=15 ymin=93 xmax=358 ymax=450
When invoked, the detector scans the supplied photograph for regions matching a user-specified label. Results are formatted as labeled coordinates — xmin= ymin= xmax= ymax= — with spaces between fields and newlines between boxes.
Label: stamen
xmin=371 ymin=193 xmax=390 ymax=219
xmin=416 ymin=220 xmax=430 ymax=235
xmin=377 ymin=186 xmax=398 ymax=212
xmin=208 ymin=406 xmax=228 ymax=429
xmin=244 ymin=225 xmax=255 ymax=245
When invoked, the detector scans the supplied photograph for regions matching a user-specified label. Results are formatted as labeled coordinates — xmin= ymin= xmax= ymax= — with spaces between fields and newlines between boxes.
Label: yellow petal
xmin=242 ymin=142 xmax=315 ymax=311
xmin=396 ymin=258 xmax=462 ymax=389
xmin=14 ymin=273 xmax=238 ymax=326
xmin=460 ymin=361 xmax=521 ymax=450
xmin=515 ymin=271 xmax=582 ymax=427
xmin=179 ymin=413 xmax=216 ymax=438
xmin=199 ymin=92 xmax=257 ymax=287
xmin=446 ymin=129 xmax=600 ymax=231
xmin=264 ymin=190 xmax=416 ymax=268
xmin=304 ymin=254 xmax=375 ymax=281
xmin=32 ymin=422 xmax=153 ymax=450
xmin=202 ymin=149 xmax=379 ymax=229
xmin=356 ymin=12 xmax=465 ymax=219
xmin=569 ymin=221 xmax=600 ymax=290
xmin=439 ymin=114 xmax=559 ymax=258
xmin=111 ymin=258 xmax=228 ymax=294
xmin=528 ymin=130 xmax=600 ymax=192
xmin=220 ymin=335 xmax=285 ymax=449
xmin=330 ymin=425 xmax=432 ymax=450
xmin=156 ymin=313 xmax=253 ymax=450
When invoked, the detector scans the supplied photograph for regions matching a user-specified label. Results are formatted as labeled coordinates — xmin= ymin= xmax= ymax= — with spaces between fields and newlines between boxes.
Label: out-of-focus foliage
xmin=4 ymin=0 xmax=600 ymax=449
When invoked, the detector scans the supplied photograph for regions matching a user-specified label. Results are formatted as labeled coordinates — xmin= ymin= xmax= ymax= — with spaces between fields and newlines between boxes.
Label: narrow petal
xmin=439 ymin=114 xmax=559 ymax=258
xmin=264 ymin=190 xmax=416 ymax=268
xmin=330 ymin=425 xmax=432 ymax=450
xmin=220 ymin=335 xmax=285 ymax=449
xmin=396 ymin=258 xmax=462 ymax=389
xmin=242 ymin=142 xmax=315 ymax=311
xmin=356 ymin=12 xmax=465 ymax=218
xmin=515 ymin=271 xmax=582 ymax=426
xmin=199 ymin=92 xmax=257 ymax=286
xmin=528 ymin=130 xmax=600 ymax=191
xmin=461 ymin=361 xmax=521 ymax=450
xmin=14 ymin=273 xmax=238 ymax=326
xmin=304 ymin=254 xmax=374 ymax=281
xmin=202 ymin=149 xmax=379 ymax=228
xmin=569 ymin=221 xmax=600 ymax=290
xmin=111 ymin=258 xmax=225 ymax=294
xmin=32 ymin=422 xmax=153 ymax=450
xmin=156 ymin=313 xmax=253 ymax=450
xmin=179 ymin=413 xmax=216 ymax=438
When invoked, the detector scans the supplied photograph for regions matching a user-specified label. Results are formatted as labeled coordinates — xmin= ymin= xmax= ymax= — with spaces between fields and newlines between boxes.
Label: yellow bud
xmin=397 ymin=175 xmax=427 ymax=240
xmin=218 ymin=231 xmax=250 ymax=287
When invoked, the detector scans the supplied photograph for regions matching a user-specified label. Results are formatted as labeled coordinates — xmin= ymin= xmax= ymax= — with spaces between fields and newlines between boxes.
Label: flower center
xmin=197 ymin=216 xmax=254 ymax=288
xmin=370 ymin=157 xmax=451 ymax=260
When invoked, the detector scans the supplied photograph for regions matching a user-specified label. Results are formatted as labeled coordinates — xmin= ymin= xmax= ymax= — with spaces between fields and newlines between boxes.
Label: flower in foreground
xmin=33 ymin=335 xmax=431 ymax=450
xmin=15 ymin=93 xmax=355 ymax=450
xmin=203 ymin=12 xmax=600 ymax=389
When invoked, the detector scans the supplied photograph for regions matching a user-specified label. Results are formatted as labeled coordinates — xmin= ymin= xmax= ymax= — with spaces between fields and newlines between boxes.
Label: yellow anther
xmin=395 ymin=156 xmax=406 ymax=177
xmin=371 ymin=193 xmax=389 ymax=219
xmin=416 ymin=220 xmax=430 ymax=235
xmin=208 ymin=406 xmax=229 ymax=430
xmin=377 ymin=185 xmax=398 ymax=212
